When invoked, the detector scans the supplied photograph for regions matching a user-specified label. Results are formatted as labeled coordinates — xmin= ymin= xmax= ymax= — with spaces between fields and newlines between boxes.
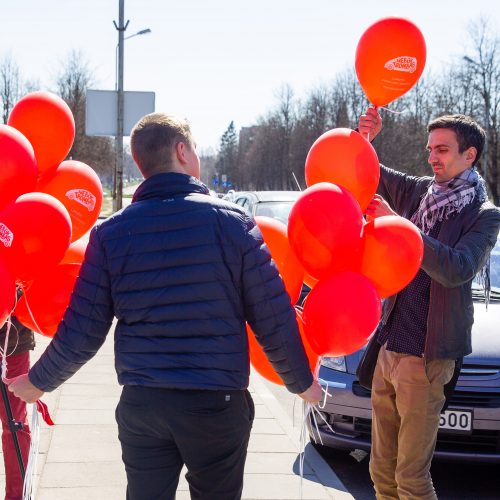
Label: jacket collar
xmin=132 ymin=172 xmax=210 ymax=203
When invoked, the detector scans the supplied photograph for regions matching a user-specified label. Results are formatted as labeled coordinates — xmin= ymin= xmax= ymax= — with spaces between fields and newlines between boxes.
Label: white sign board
xmin=85 ymin=89 xmax=155 ymax=136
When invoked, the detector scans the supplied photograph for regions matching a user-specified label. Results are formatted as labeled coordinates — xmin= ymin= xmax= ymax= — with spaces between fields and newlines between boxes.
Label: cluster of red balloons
xmin=249 ymin=17 xmax=427 ymax=384
xmin=0 ymin=91 xmax=102 ymax=337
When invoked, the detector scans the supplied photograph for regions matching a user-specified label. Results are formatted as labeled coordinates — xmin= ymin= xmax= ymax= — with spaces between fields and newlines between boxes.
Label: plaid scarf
xmin=410 ymin=167 xmax=487 ymax=235
xmin=411 ymin=167 xmax=491 ymax=304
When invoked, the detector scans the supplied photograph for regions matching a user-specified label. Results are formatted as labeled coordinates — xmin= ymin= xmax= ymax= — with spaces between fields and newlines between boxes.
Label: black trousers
xmin=115 ymin=386 xmax=255 ymax=500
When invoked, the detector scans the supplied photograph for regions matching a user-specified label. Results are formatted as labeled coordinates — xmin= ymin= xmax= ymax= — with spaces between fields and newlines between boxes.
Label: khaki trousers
xmin=369 ymin=345 xmax=455 ymax=500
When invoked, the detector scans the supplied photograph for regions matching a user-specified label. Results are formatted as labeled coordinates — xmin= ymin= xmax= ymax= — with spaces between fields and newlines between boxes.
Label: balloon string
xmin=378 ymin=105 xmax=404 ymax=115
xmin=18 ymin=283 xmax=44 ymax=337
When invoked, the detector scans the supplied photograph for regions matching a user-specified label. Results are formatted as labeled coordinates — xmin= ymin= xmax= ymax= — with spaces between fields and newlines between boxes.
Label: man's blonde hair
xmin=130 ymin=112 xmax=193 ymax=176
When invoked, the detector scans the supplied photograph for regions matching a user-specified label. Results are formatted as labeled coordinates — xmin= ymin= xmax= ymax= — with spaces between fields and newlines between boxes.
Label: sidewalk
xmin=1 ymin=334 xmax=354 ymax=500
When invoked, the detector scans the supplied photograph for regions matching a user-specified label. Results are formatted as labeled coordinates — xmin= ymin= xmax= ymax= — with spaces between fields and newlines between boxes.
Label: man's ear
xmin=465 ymin=146 xmax=477 ymax=165
xmin=175 ymin=141 xmax=188 ymax=165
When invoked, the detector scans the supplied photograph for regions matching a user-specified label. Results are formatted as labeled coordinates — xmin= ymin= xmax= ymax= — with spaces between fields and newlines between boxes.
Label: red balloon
xmin=255 ymin=216 xmax=304 ymax=304
xmin=8 ymin=91 xmax=75 ymax=174
xmin=288 ymin=183 xmax=363 ymax=280
xmin=360 ymin=215 xmax=423 ymax=298
xmin=14 ymin=263 xmax=80 ymax=337
xmin=302 ymin=272 xmax=381 ymax=357
xmin=0 ymin=124 xmax=38 ymax=210
xmin=0 ymin=193 xmax=72 ymax=281
xmin=0 ymin=259 xmax=16 ymax=328
xmin=60 ymin=237 xmax=88 ymax=265
xmin=37 ymin=160 xmax=103 ymax=242
xmin=247 ymin=309 xmax=318 ymax=385
xmin=355 ymin=17 xmax=427 ymax=107
xmin=305 ymin=128 xmax=380 ymax=211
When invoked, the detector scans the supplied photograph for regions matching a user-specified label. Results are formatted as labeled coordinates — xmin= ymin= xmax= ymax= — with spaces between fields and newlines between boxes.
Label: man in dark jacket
xmin=7 ymin=112 xmax=322 ymax=500
xmin=0 ymin=315 xmax=34 ymax=500
xmin=359 ymin=108 xmax=500 ymax=500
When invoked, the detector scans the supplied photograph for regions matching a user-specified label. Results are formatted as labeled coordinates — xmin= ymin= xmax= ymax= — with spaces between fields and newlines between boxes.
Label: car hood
xmin=466 ymin=300 xmax=500 ymax=365
xmin=347 ymin=301 xmax=500 ymax=373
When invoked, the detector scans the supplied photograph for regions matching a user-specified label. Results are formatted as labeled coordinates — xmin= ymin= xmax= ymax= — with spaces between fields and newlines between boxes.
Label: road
xmin=261 ymin=377 xmax=500 ymax=500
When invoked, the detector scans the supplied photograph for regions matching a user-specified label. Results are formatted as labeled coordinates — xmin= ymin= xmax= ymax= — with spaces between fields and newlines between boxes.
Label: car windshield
xmin=255 ymin=201 xmax=294 ymax=224
xmin=473 ymin=236 xmax=500 ymax=294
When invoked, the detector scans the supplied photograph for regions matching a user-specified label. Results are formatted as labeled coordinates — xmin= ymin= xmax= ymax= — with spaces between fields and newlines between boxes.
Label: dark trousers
xmin=115 ymin=386 xmax=255 ymax=500
xmin=1 ymin=352 xmax=31 ymax=500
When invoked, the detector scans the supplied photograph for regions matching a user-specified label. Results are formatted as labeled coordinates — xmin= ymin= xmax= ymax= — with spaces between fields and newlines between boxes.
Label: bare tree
xmin=0 ymin=53 xmax=22 ymax=123
xmin=55 ymin=50 xmax=115 ymax=187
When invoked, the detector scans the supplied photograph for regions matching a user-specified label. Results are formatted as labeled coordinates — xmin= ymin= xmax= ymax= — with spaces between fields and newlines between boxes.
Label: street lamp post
xmin=113 ymin=0 xmax=151 ymax=212
xmin=463 ymin=55 xmax=490 ymax=183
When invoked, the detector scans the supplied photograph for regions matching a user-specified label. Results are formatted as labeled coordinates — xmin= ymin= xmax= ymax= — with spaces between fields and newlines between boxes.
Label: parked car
xmin=308 ymin=235 xmax=500 ymax=463
xmin=232 ymin=191 xmax=301 ymax=225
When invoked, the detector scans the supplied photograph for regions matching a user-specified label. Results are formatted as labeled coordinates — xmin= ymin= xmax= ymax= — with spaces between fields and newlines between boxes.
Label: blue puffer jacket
xmin=29 ymin=173 xmax=313 ymax=394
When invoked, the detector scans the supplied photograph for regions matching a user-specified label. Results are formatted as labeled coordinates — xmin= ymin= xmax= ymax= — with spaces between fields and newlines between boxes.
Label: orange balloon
xmin=247 ymin=309 xmax=318 ymax=385
xmin=302 ymin=272 xmax=381 ymax=357
xmin=8 ymin=91 xmax=75 ymax=174
xmin=37 ymin=160 xmax=103 ymax=241
xmin=360 ymin=215 xmax=423 ymax=298
xmin=305 ymin=128 xmax=380 ymax=211
xmin=288 ymin=183 xmax=363 ymax=280
xmin=14 ymin=263 xmax=80 ymax=337
xmin=60 ymin=238 xmax=88 ymax=265
xmin=0 ymin=259 xmax=15 ymax=328
xmin=255 ymin=216 xmax=304 ymax=304
xmin=303 ymin=272 xmax=318 ymax=290
xmin=355 ymin=17 xmax=427 ymax=107
xmin=0 ymin=125 xmax=38 ymax=210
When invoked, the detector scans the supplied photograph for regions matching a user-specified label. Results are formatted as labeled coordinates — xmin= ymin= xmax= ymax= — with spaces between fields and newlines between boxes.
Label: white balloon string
xmin=22 ymin=403 xmax=40 ymax=500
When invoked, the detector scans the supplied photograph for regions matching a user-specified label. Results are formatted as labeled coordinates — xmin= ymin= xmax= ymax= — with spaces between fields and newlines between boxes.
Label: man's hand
xmin=365 ymin=194 xmax=397 ymax=220
xmin=298 ymin=380 xmax=323 ymax=404
xmin=359 ymin=107 xmax=382 ymax=142
xmin=4 ymin=374 xmax=44 ymax=403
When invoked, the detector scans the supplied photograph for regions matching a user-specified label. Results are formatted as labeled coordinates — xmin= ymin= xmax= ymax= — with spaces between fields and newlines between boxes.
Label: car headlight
xmin=320 ymin=356 xmax=347 ymax=372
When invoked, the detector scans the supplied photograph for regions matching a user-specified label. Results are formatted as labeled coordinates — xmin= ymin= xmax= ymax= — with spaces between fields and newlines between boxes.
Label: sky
xmin=1 ymin=0 xmax=499 ymax=152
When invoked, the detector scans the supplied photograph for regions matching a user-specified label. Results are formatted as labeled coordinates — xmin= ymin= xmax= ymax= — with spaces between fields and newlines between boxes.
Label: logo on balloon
xmin=384 ymin=56 xmax=417 ymax=73
xmin=66 ymin=189 xmax=96 ymax=212
xmin=0 ymin=223 xmax=14 ymax=247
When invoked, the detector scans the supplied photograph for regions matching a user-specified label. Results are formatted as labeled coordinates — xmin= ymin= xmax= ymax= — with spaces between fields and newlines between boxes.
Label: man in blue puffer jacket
xmin=7 ymin=112 xmax=322 ymax=500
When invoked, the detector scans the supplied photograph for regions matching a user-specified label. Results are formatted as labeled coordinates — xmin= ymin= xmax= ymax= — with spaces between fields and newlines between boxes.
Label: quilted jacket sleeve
xmin=29 ymin=226 xmax=114 ymax=392
xmin=238 ymin=214 xmax=313 ymax=394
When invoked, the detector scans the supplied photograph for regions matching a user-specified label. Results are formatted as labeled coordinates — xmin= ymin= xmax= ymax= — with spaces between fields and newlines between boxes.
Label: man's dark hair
xmin=427 ymin=115 xmax=486 ymax=166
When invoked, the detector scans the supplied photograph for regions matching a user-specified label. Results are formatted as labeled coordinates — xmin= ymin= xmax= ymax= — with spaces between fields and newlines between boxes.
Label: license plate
xmin=439 ymin=409 xmax=472 ymax=432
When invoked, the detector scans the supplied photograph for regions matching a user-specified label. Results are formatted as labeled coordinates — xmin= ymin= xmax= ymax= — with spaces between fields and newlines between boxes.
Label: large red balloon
xmin=255 ymin=216 xmax=304 ymax=304
xmin=288 ymin=183 xmax=363 ymax=280
xmin=0 ymin=260 xmax=16 ymax=328
xmin=14 ymin=263 xmax=80 ymax=337
xmin=360 ymin=215 xmax=423 ymax=298
xmin=305 ymin=128 xmax=380 ymax=211
xmin=8 ymin=91 xmax=75 ymax=174
xmin=37 ymin=160 xmax=103 ymax=241
xmin=0 ymin=124 xmax=38 ymax=210
xmin=355 ymin=17 xmax=427 ymax=107
xmin=0 ymin=193 xmax=72 ymax=281
xmin=302 ymin=272 xmax=381 ymax=357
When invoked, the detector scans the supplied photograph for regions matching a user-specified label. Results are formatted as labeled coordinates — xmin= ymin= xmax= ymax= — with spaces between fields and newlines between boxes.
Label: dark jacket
xmin=377 ymin=165 xmax=500 ymax=361
xmin=29 ymin=173 xmax=313 ymax=394
xmin=0 ymin=316 xmax=35 ymax=356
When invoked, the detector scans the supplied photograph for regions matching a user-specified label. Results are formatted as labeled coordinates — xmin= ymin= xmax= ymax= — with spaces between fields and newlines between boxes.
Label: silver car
xmin=309 ymin=235 xmax=500 ymax=463
xmin=232 ymin=191 xmax=301 ymax=225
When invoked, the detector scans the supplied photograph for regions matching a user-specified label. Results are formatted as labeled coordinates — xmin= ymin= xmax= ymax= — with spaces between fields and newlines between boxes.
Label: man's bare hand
xmin=4 ymin=374 xmax=44 ymax=403
xmin=365 ymin=194 xmax=397 ymax=219
xmin=298 ymin=380 xmax=323 ymax=404
xmin=359 ymin=107 xmax=382 ymax=142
